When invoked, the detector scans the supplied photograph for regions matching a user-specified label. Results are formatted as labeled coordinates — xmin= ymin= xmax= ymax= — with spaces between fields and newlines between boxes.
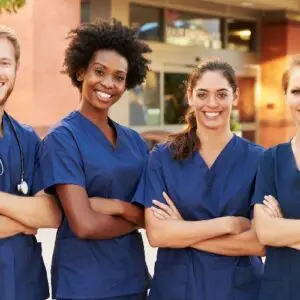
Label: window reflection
xmin=227 ymin=19 xmax=257 ymax=52
xmin=166 ymin=9 xmax=222 ymax=49
xmin=164 ymin=73 xmax=188 ymax=124
xmin=129 ymin=71 xmax=161 ymax=126
xmin=130 ymin=4 xmax=164 ymax=42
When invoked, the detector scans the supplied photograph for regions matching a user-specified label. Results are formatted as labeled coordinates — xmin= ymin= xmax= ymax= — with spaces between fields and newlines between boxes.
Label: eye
xmin=291 ymin=89 xmax=300 ymax=95
xmin=217 ymin=92 xmax=228 ymax=99
xmin=95 ymin=68 xmax=105 ymax=76
xmin=196 ymin=92 xmax=207 ymax=100
xmin=0 ymin=60 xmax=10 ymax=67
xmin=115 ymin=75 xmax=126 ymax=82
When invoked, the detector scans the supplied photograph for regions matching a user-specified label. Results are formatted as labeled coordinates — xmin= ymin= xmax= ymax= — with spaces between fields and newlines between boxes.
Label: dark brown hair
xmin=282 ymin=55 xmax=300 ymax=94
xmin=168 ymin=59 xmax=237 ymax=161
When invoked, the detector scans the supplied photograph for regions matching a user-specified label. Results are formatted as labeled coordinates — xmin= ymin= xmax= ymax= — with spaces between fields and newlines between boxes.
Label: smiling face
xmin=285 ymin=66 xmax=300 ymax=127
xmin=0 ymin=37 xmax=18 ymax=106
xmin=78 ymin=49 xmax=128 ymax=113
xmin=188 ymin=70 xmax=238 ymax=131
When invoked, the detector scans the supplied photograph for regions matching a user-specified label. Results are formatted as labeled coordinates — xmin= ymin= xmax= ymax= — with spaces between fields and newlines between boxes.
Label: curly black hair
xmin=63 ymin=19 xmax=152 ymax=90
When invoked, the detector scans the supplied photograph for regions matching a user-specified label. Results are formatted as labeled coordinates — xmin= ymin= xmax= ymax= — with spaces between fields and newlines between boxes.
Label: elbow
xmin=49 ymin=211 xmax=62 ymax=229
xmin=254 ymin=244 xmax=266 ymax=257
xmin=256 ymin=229 xmax=277 ymax=246
xmin=146 ymin=226 xmax=168 ymax=248
xmin=70 ymin=222 xmax=94 ymax=239
xmin=146 ymin=229 xmax=161 ymax=247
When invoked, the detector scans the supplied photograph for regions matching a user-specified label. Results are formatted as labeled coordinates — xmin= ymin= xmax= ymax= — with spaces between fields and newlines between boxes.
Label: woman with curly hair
xmin=35 ymin=19 xmax=151 ymax=300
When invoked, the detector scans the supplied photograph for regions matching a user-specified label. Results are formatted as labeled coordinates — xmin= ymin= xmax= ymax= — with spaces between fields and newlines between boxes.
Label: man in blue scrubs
xmin=0 ymin=25 xmax=61 ymax=300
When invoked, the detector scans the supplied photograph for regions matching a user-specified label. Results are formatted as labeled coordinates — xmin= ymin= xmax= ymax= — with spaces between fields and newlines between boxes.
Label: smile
xmin=204 ymin=112 xmax=221 ymax=119
xmin=96 ymin=91 xmax=112 ymax=101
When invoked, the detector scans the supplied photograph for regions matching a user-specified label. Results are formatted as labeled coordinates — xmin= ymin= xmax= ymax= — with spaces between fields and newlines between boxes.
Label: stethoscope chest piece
xmin=17 ymin=180 xmax=28 ymax=196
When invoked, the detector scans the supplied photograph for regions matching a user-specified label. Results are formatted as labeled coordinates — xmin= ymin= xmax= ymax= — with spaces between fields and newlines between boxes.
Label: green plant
xmin=0 ymin=0 xmax=25 ymax=13
xmin=230 ymin=109 xmax=241 ymax=132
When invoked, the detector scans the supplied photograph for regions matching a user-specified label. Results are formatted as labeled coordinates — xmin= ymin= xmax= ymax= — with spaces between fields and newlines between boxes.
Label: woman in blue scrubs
xmin=134 ymin=59 xmax=265 ymax=300
xmin=253 ymin=56 xmax=300 ymax=300
xmin=36 ymin=20 xmax=151 ymax=300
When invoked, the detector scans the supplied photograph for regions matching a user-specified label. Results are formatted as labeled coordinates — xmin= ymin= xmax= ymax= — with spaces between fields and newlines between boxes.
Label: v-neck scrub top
xmin=36 ymin=111 xmax=150 ymax=299
xmin=134 ymin=135 xmax=264 ymax=300
xmin=0 ymin=114 xmax=49 ymax=300
xmin=252 ymin=143 xmax=300 ymax=300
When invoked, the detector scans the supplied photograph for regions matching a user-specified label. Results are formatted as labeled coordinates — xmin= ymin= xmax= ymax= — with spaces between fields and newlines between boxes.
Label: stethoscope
xmin=0 ymin=111 xmax=29 ymax=195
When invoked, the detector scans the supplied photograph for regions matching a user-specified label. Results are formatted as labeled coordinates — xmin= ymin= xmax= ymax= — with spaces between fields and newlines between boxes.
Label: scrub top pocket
xmin=149 ymin=262 xmax=188 ymax=300
xmin=0 ymin=244 xmax=15 ymax=299
xmin=233 ymin=265 xmax=261 ymax=300
xmin=257 ymin=279 xmax=286 ymax=300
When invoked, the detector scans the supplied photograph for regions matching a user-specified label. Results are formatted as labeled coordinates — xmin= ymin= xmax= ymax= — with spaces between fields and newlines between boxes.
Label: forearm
xmin=72 ymin=212 xmax=138 ymax=240
xmin=0 ymin=192 xmax=61 ymax=229
xmin=255 ymin=216 xmax=300 ymax=246
xmin=90 ymin=198 xmax=144 ymax=226
xmin=191 ymin=229 xmax=265 ymax=256
xmin=0 ymin=215 xmax=35 ymax=238
xmin=147 ymin=216 xmax=232 ymax=248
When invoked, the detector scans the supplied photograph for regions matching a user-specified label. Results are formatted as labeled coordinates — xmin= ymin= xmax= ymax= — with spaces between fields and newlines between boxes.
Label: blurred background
xmin=1 ymin=0 xmax=300 ymax=293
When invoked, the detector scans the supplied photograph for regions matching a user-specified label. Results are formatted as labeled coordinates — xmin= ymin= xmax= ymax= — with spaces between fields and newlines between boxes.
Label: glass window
xmin=164 ymin=73 xmax=188 ymax=124
xmin=130 ymin=4 xmax=164 ymax=42
xmin=165 ymin=9 xmax=222 ymax=49
xmin=80 ymin=0 xmax=90 ymax=23
xmin=227 ymin=19 xmax=257 ymax=52
xmin=129 ymin=71 xmax=161 ymax=126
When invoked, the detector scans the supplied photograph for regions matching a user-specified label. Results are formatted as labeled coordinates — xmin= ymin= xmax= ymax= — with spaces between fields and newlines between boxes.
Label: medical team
xmin=0 ymin=18 xmax=299 ymax=300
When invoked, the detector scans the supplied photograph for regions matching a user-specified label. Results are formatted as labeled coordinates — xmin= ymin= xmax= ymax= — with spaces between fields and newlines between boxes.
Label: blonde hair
xmin=282 ymin=55 xmax=300 ymax=94
xmin=0 ymin=25 xmax=20 ymax=64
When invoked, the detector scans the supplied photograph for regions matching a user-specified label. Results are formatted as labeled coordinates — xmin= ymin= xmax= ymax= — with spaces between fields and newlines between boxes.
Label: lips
xmin=204 ymin=112 xmax=221 ymax=119
xmin=96 ymin=91 xmax=112 ymax=102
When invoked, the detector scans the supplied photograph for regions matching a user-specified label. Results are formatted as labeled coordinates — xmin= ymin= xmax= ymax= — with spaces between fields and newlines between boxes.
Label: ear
xmin=187 ymin=88 xmax=193 ymax=106
xmin=76 ymin=69 xmax=85 ymax=82
xmin=233 ymin=88 xmax=239 ymax=108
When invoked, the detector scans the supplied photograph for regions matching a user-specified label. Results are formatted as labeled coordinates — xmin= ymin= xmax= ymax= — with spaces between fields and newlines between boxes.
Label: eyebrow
xmin=93 ymin=62 xmax=127 ymax=73
xmin=195 ymin=88 xmax=230 ymax=92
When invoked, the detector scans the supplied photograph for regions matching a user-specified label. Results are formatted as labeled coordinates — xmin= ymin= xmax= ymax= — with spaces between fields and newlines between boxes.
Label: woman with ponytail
xmin=134 ymin=59 xmax=265 ymax=300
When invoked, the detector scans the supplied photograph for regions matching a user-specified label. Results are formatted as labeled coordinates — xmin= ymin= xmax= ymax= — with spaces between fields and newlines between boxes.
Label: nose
xmin=206 ymin=94 xmax=218 ymax=108
xmin=101 ymin=75 xmax=114 ymax=89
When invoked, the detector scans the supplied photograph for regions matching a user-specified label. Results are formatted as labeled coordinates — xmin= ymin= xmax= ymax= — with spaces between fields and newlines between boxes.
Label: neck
xmin=294 ymin=130 xmax=300 ymax=148
xmin=0 ymin=105 xmax=4 ymax=136
xmin=197 ymin=125 xmax=233 ymax=150
xmin=77 ymin=100 xmax=109 ymax=129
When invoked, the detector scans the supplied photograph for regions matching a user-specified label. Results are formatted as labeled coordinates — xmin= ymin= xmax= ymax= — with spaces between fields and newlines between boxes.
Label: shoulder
xmin=113 ymin=121 xmax=149 ymax=153
xmin=8 ymin=114 xmax=40 ymax=144
xmin=41 ymin=112 xmax=80 ymax=151
xmin=261 ymin=142 xmax=290 ymax=161
xmin=149 ymin=142 xmax=172 ymax=162
xmin=237 ymin=136 xmax=265 ymax=155
xmin=45 ymin=111 xmax=78 ymax=140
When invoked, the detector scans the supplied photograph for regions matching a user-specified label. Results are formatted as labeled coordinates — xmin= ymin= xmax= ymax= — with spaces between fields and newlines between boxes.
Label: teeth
xmin=204 ymin=112 xmax=219 ymax=118
xmin=96 ymin=91 xmax=111 ymax=100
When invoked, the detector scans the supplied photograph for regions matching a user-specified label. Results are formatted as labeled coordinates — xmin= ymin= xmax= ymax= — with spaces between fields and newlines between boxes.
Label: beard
xmin=0 ymin=80 xmax=15 ymax=107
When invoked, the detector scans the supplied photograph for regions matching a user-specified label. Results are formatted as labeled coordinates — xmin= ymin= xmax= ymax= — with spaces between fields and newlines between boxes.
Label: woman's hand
xmin=151 ymin=192 xmax=183 ymax=221
xmin=262 ymin=195 xmax=283 ymax=218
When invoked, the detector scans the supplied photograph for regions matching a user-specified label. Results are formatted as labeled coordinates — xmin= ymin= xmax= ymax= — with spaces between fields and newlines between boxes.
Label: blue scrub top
xmin=134 ymin=135 xmax=264 ymax=300
xmin=0 ymin=114 xmax=49 ymax=300
xmin=36 ymin=111 xmax=150 ymax=299
xmin=252 ymin=143 xmax=300 ymax=300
